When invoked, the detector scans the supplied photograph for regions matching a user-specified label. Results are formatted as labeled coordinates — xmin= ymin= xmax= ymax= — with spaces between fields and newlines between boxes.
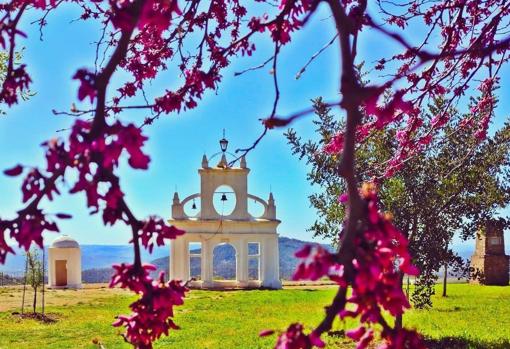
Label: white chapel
xmin=168 ymin=135 xmax=282 ymax=289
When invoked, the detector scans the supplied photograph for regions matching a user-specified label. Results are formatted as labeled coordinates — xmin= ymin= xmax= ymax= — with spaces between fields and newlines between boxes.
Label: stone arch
xmin=213 ymin=185 xmax=237 ymax=216
xmin=181 ymin=193 xmax=201 ymax=218
xmin=212 ymin=243 xmax=237 ymax=281
xmin=247 ymin=194 xmax=268 ymax=218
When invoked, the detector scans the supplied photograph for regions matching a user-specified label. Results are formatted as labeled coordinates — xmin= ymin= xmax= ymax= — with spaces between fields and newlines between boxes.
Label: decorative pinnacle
xmin=173 ymin=192 xmax=180 ymax=204
xmin=202 ymin=154 xmax=209 ymax=168
xmin=217 ymin=153 xmax=228 ymax=168
xmin=268 ymin=192 xmax=275 ymax=205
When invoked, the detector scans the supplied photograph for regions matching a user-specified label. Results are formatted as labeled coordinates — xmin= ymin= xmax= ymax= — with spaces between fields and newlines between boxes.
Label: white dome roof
xmin=51 ymin=235 xmax=80 ymax=248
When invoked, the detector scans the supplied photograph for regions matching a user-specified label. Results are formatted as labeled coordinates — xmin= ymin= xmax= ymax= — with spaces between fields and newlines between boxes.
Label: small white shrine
xmin=169 ymin=135 xmax=282 ymax=289
xmin=48 ymin=235 xmax=82 ymax=289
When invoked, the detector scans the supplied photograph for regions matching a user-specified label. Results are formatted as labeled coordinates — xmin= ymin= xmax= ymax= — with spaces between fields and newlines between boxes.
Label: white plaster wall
xmin=199 ymin=168 xmax=250 ymax=220
xmin=169 ymin=219 xmax=280 ymax=234
xmin=169 ymin=232 xmax=281 ymax=289
xmin=261 ymin=235 xmax=281 ymax=288
xmin=48 ymin=247 xmax=82 ymax=288
xmin=169 ymin=159 xmax=281 ymax=289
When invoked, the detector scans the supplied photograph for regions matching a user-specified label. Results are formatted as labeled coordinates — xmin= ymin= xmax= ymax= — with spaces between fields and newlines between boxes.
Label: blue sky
xmin=1 ymin=3 xmax=509 ymax=252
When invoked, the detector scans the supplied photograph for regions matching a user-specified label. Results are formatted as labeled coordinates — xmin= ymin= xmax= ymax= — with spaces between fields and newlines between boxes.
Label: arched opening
xmin=183 ymin=196 xmax=201 ymax=218
xmin=248 ymin=197 xmax=266 ymax=218
xmin=189 ymin=242 xmax=202 ymax=280
xmin=213 ymin=243 xmax=236 ymax=281
xmin=213 ymin=185 xmax=236 ymax=216
xmin=248 ymin=242 xmax=260 ymax=281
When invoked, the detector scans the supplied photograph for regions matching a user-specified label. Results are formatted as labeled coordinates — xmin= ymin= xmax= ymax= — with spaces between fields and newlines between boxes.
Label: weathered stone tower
xmin=470 ymin=220 xmax=509 ymax=285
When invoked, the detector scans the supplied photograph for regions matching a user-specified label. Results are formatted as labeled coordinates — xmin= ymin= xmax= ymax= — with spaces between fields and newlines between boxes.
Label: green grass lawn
xmin=0 ymin=283 xmax=509 ymax=349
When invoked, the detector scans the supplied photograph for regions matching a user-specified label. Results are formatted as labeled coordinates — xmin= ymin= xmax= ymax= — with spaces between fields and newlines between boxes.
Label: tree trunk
xmin=21 ymin=256 xmax=28 ymax=315
xmin=442 ymin=263 xmax=448 ymax=297
xmin=42 ymin=247 xmax=45 ymax=315
xmin=33 ymin=286 xmax=37 ymax=314
xmin=395 ymin=271 xmax=405 ymax=330
xmin=396 ymin=222 xmax=414 ymax=330
xmin=442 ymin=241 xmax=449 ymax=297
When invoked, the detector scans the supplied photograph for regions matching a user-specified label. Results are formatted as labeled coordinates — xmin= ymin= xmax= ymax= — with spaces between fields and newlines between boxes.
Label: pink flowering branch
xmin=258 ymin=1 xmax=508 ymax=348
xmin=1 ymin=1 xmax=186 ymax=348
xmin=2 ymin=1 xmax=510 ymax=349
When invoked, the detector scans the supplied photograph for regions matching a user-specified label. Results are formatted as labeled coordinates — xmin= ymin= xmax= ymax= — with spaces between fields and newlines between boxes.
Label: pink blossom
xmin=30 ymin=0 xmax=56 ymax=10
xmin=0 ymin=227 xmax=15 ymax=264
xmin=111 ymin=0 xmax=181 ymax=32
xmin=73 ymin=69 xmax=97 ymax=102
xmin=324 ymin=133 xmax=344 ymax=154
xmin=6 ymin=209 xmax=59 ymax=253
xmin=338 ymin=193 xmax=349 ymax=203
xmin=3 ymin=164 xmax=23 ymax=176
xmin=111 ymin=264 xmax=187 ymax=348
xmin=293 ymin=244 xmax=340 ymax=282
xmin=295 ymin=183 xmax=423 ymax=348
xmin=378 ymin=329 xmax=426 ymax=349
xmin=259 ymin=329 xmax=276 ymax=337
xmin=274 ymin=323 xmax=313 ymax=349
xmin=116 ymin=123 xmax=151 ymax=169
xmin=139 ymin=216 xmax=185 ymax=253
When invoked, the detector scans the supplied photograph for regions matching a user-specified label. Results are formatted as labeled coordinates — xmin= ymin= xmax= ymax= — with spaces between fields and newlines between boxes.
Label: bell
xmin=221 ymin=193 xmax=227 ymax=201
xmin=192 ymin=199 xmax=197 ymax=210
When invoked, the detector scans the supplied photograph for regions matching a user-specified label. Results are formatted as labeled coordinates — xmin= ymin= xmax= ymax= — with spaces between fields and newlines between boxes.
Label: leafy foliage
xmin=1 ymin=0 xmax=510 ymax=348
xmin=287 ymin=97 xmax=510 ymax=309
xmin=0 ymin=49 xmax=33 ymax=115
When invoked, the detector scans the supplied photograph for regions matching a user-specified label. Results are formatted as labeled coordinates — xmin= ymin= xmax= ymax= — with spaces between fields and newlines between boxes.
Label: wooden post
xmin=42 ymin=246 xmax=45 ymax=315
xmin=21 ymin=254 xmax=28 ymax=315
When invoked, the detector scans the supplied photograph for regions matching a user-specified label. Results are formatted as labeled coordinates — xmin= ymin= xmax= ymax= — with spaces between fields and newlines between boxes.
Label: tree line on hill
xmin=77 ymin=237 xmax=331 ymax=283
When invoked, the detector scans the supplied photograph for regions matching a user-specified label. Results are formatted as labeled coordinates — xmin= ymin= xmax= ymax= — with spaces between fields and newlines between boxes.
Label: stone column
xmin=202 ymin=239 xmax=214 ymax=287
xmin=262 ymin=235 xmax=282 ymax=289
xmin=169 ymin=239 xmax=176 ymax=280
xmin=237 ymin=238 xmax=248 ymax=286
xmin=184 ymin=239 xmax=190 ymax=280
xmin=260 ymin=238 xmax=266 ymax=282
xmin=170 ymin=237 xmax=189 ymax=281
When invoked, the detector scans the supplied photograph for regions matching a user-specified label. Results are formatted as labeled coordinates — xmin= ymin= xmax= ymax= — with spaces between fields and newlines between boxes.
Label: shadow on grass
xmin=425 ymin=337 xmax=510 ymax=349
xmin=10 ymin=312 xmax=58 ymax=323
xmin=433 ymin=306 xmax=463 ymax=312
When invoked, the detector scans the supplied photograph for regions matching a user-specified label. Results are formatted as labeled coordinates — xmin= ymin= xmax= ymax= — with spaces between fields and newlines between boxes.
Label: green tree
xmin=286 ymin=97 xmax=510 ymax=314
xmin=26 ymin=248 xmax=43 ymax=314
xmin=0 ymin=49 xmax=33 ymax=115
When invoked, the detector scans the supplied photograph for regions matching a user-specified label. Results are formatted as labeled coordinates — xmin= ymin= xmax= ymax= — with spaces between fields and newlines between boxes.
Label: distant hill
xmin=1 ymin=236 xmax=331 ymax=282
xmin=0 ymin=245 xmax=169 ymax=273
xmin=147 ymin=237 xmax=325 ymax=280
xmin=81 ymin=268 xmax=115 ymax=284
xmin=81 ymin=236 xmax=331 ymax=282
xmin=0 ymin=237 xmax=487 ymax=283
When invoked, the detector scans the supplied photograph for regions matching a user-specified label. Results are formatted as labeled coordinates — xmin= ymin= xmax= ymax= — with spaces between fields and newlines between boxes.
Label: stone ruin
xmin=470 ymin=220 xmax=509 ymax=286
